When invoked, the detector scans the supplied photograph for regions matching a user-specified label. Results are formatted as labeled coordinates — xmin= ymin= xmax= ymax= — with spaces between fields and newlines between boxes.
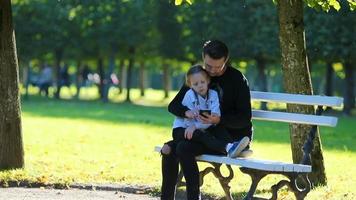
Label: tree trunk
xmin=23 ymin=61 xmax=30 ymax=100
xmin=139 ymin=61 xmax=146 ymax=97
xmin=75 ymin=60 xmax=81 ymax=99
xmin=324 ymin=61 xmax=334 ymax=111
xmin=325 ymin=61 xmax=333 ymax=96
xmin=102 ymin=49 xmax=116 ymax=103
xmin=0 ymin=0 xmax=24 ymax=169
xmin=277 ymin=0 xmax=326 ymax=185
xmin=97 ymin=58 xmax=105 ymax=101
xmin=54 ymin=49 xmax=63 ymax=99
xmin=118 ymin=59 xmax=125 ymax=94
xmin=256 ymin=56 xmax=268 ymax=110
xmin=163 ymin=63 xmax=171 ymax=99
xmin=343 ymin=61 xmax=355 ymax=115
xmin=126 ymin=47 xmax=135 ymax=102
xmin=352 ymin=61 xmax=355 ymax=110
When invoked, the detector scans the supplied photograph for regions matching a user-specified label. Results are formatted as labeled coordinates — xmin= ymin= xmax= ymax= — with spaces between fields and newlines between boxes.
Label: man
xmin=161 ymin=40 xmax=253 ymax=200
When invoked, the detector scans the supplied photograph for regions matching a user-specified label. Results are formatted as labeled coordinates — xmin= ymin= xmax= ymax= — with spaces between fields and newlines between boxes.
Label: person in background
xmin=37 ymin=63 xmax=53 ymax=96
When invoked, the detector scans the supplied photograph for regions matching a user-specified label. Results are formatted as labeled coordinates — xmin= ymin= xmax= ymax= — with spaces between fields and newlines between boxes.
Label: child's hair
xmin=185 ymin=64 xmax=210 ymax=86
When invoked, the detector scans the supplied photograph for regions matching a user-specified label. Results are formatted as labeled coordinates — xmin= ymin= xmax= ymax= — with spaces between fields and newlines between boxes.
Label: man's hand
xmin=185 ymin=110 xmax=198 ymax=119
xmin=199 ymin=113 xmax=220 ymax=124
xmin=184 ymin=125 xmax=196 ymax=140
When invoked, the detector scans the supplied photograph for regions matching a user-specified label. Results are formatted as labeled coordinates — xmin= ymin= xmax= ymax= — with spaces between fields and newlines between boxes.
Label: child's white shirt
xmin=172 ymin=89 xmax=220 ymax=130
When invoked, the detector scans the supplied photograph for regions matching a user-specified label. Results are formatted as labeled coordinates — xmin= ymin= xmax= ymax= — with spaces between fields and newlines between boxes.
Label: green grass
xmin=1 ymin=88 xmax=356 ymax=199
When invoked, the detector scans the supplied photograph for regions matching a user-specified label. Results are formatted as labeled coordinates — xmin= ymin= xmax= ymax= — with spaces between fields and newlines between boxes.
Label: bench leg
xmin=200 ymin=163 xmax=234 ymax=200
xmin=270 ymin=173 xmax=310 ymax=200
xmin=240 ymin=167 xmax=267 ymax=200
xmin=240 ymin=167 xmax=311 ymax=200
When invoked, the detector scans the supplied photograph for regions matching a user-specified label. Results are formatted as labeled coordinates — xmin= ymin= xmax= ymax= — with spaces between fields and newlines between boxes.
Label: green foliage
xmin=174 ymin=0 xmax=281 ymax=71
xmin=177 ymin=0 xmax=355 ymax=11
xmin=348 ymin=0 xmax=356 ymax=10
xmin=177 ymin=0 xmax=252 ymax=61
xmin=305 ymin=0 xmax=356 ymax=11
xmin=175 ymin=0 xmax=193 ymax=6
xmin=13 ymin=0 xmax=158 ymax=64
xmin=305 ymin=1 xmax=356 ymax=62
xmin=305 ymin=0 xmax=340 ymax=11
xmin=11 ymin=0 xmax=355 ymax=79
xmin=240 ymin=0 xmax=280 ymax=61
xmin=13 ymin=0 xmax=84 ymax=61
xmin=157 ymin=0 xmax=183 ymax=59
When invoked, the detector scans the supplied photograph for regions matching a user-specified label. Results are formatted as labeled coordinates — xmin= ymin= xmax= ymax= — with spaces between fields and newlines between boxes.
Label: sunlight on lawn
xmin=16 ymin=114 xmax=356 ymax=200
xmin=1 ymin=90 xmax=355 ymax=199
xmin=21 ymin=116 xmax=167 ymax=184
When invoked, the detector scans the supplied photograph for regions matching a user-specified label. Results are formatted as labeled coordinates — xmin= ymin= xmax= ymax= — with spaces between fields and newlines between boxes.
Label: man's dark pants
xmin=161 ymin=125 xmax=229 ymax=200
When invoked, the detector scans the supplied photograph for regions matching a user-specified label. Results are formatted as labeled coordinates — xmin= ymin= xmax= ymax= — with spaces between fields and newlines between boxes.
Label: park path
xmin=0 ymin=183 xmax=217 ymax=199
xmin=0 ymin=187 xmax=159 ymax=200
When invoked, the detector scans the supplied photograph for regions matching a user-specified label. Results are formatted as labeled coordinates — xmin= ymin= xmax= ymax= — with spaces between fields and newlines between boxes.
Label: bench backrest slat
xmin=251 ymin=91 xmax=343 ymax=107
xmin=252 ymin=110 xmax=338 ymax=127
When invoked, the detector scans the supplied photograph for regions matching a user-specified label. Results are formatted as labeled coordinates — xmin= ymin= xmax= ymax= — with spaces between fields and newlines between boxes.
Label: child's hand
xmin=185 ymin=110 xmax=198 ymax=119
xmin=184 ymin=125 xmax=196 ymax=140
xmin=199 ymin=113 xmax=220 ymax=124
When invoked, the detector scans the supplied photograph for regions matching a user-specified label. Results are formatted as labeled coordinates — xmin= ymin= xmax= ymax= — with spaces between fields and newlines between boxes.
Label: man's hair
xmin=185 ymin=64 xmax=210 ymax=86
xmin=202 ymin=40 xmax=229 ymax=60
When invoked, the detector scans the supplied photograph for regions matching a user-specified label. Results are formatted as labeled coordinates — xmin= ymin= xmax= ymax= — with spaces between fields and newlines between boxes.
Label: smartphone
xmin=199 ymin=110 xmax=211 ymax=117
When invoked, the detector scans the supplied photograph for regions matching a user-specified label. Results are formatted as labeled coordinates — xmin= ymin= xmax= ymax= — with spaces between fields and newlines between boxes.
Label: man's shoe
xmin=227 ymin=137 xmax=250 ymax=158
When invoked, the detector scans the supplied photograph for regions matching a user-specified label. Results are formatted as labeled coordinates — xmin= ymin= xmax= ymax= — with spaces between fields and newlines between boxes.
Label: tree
xmin=277 ymin=0 xmax=327 ymax=185
xmin=78 ymin=0 xmax=113 ymax=102
xmin=0 ymin=0 xmax=24 ymax=169
xmin=119 ymin=0 xmax=157 ymax=102
xmin=277 ymin=0 xmax=355 ymax=185
xmin=13 ymin=1 xmax=43 ymax=99
xmin=43 ymin=1 xmax=74 ymax=99
xmin=333 ymin=3 xmax=356 ymax=115
xmin=13 ymin=0 xmax=77 ymax=99
xmin=305 ymin=4 xmax=356 ymax=114
xmin=157 ymin=0 xmax=183 ymax=98
xmin=304 ymin=8 xmax=338 ymax=97
xmin=243 ymin=0 xmax=280 ymax=109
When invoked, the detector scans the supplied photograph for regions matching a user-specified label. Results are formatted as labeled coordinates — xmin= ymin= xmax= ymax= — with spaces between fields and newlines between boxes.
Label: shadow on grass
xmin=149 ymin=187 xmax=247 ymax=200
xmin=0 ymin=179 xmax=245 ymax=200
xmin=150 ymin=187 xmax=279 ymax=200
xmin=0 ymin=178 xmax=313 ymax=200
xmin=21 ymin=95 xmax=172 ymax=127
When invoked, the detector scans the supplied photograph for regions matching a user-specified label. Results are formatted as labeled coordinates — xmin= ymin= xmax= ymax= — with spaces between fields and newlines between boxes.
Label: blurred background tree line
xmin=12 ymin=0 xmax=355 ymax=115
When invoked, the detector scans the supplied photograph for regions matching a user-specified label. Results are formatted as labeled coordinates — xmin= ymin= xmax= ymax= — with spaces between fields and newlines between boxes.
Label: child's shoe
xmin=227 ymin=136 xmax=250 ymax=158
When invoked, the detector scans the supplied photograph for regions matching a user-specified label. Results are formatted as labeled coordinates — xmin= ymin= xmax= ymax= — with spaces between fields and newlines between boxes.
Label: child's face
xmin=189 ymin=73 xmax=209 ymax=97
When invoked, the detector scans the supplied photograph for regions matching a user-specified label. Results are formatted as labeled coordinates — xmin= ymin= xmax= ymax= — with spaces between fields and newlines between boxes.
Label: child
xmin=161 ymin=65 xmax=249 ymax=158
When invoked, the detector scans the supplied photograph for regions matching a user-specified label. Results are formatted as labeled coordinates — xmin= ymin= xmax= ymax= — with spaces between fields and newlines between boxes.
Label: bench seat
xmin=196 ymin=155 xmax=311 ymax=173
xmin=155 ymin=146 xmax=311 ymax=173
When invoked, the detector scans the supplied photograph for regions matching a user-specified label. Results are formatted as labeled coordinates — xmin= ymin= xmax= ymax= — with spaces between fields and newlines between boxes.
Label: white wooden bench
xmin=155 ymin=91 xmax=343 ymax=200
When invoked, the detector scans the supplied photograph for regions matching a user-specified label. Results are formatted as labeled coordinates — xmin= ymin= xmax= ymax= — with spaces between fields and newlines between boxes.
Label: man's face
xmin=203 ymin=54 xmax=227 ymax=77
